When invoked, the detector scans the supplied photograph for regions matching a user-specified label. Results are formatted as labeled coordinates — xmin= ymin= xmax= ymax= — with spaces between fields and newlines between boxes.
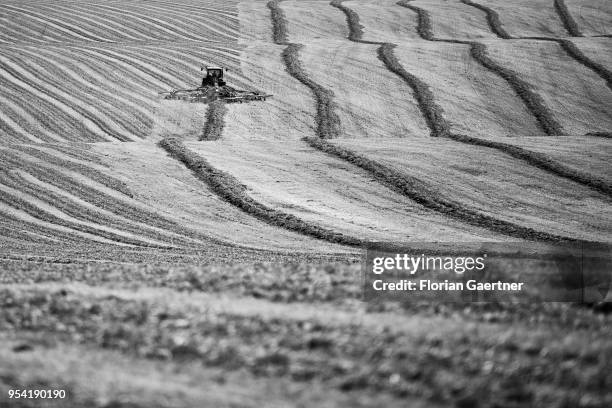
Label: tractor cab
xmin=201 ymin=66 xmax=226 ymax=87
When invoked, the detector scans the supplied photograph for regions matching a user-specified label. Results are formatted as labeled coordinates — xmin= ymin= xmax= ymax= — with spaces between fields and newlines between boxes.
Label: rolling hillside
xmin=1 ymin=0 xmax=611 ymax=407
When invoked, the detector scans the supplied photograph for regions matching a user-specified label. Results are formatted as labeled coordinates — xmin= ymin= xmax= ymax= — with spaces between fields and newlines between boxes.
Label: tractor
xmin=160 ymin=66 xmax=272 ymax=104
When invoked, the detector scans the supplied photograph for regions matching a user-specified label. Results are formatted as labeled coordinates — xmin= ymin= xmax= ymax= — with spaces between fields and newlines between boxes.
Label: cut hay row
xmin=330 ymin=0 xmax=369 ymax=43
xmin=331 ymin=3 xmax=543 ymax=139
xmin=0 ymin=185 xmax=154 ymax=248
xmin=201 ymin=101 xmax=228 ymax=141
xmin=0 ymin=167 xmax=212 ymax=249
xmin=304 ymin=137 xmax=575 ymax=242
xmin=267 ymin=0 xmax=606 ymax=236
xmin=6 ymin=52 xmax=150 ymax=139
xmin=2 ymin=283 xmax=609 ymax=406
xmin=483 ymin=41 xmax=612 ymax=135
xmin=0 ymin=43 xmax=244 ymax=144
xmin=90 ymin=144 xmax=354 ymax=254
xmin=0 ymin=207 xmax=124 ymax=247
xmin=467 ymin=42 xmax=565 ymax=135
xmin=459 ymin=0 xmax=512 ymax=39
xmin=268 ymin=0 xmax=342 ymax=139
xmin=397 ymin=0 xmax=565 ymax=135
xmin=565 ymin=0 xmax=612 ymax=37
xmin=0 ymin=171 xmax=182 ymax=249
xmin=0 ymin=54 xmax=132 ymax=142
xmin=1 ymin=146 xmax=244 ymax=248
xmin=0 ymin=215 xmax=86 ymax=245
xmin=267 ymin=0 xmax=289 ymax=44
xmin=190 ymin=139 xmax=510 ymax=241
xmin=0 ymin=71 xmax=114 ymax=142
xmin=281 ymin=44 xmax=342 ymax=139
xmin=0 ymin=0 xmax=240 ymax=44
xmin=377 ymin=44 xmax=449 ymax=137
xmin=30 ymin=49 xmax=155 ymax=117
xmin=380 ymin=41 xmax=609 ymax=195
xmin=0 ymin=3 xmax=113 ymax=43
xmin=339 ymin=0 xmax=421 ymax=43
xmin=0 ymin=104 xmax=48 ymax=144
xmin=459 ymin=1 xmax=612 ymax=90
xmin=9 ymin=145 xmax=134 ymax=197
xmin=159 ymin=138 xmax=363 ymax=246
xmin=391 ymin=42 xmax=545 ymax=137
xmin=280 ymin=1 xmax=349 ymax=43
xmin=296 ymin=39 xmax=430 ymax=139
xmin=474 ymin=0 xmax=569 ymax=37
xmin=556 ymin=39 xmax=612 ymax=90
xmin=88 ymin=2 xmax=237 ymax=42
xmin=400 ymin=0 xmax=496 ymax=40
xmin=446 ymin=133 xmax=612 ymax=197
xmin=553 ymin=0 xmax=584 ymax=37
xmin=284 ymin=2 xmax=610 ymax=230
xmin=0 ymin=85 xmax=84 ymax=143
xmin=0 ymin=145 xmax=316 ymax=256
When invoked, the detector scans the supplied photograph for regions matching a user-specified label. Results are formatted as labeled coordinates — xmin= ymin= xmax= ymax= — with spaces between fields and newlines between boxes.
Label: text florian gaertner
xmin=369 ymin=253 xmax=524 ymax=293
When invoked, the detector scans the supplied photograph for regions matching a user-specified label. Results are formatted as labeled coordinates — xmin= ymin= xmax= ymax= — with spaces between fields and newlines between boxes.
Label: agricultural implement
xmin=159 ymin=66 xmax=272 ymax=104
